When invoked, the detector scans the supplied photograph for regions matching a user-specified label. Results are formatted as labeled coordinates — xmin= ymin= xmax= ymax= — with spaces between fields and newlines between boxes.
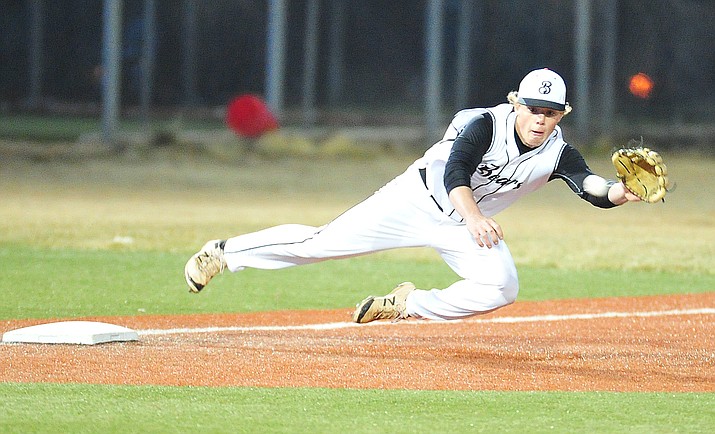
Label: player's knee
xmin=502 ymin=279 xmax=519 ymax=305
xmin=495 ymin=266 xmax=519 ymax=305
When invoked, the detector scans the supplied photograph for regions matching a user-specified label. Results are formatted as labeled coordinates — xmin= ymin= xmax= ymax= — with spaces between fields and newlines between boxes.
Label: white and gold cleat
xmin=184 ymin=240 xmax=227 ymax=293
xmin=352 ymin=282 xmax=416 ymax=324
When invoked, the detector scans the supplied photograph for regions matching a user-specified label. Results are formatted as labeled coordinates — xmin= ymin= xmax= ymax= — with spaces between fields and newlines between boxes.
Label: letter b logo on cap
xmin=539 ymin=81 xmax=552 ymax=95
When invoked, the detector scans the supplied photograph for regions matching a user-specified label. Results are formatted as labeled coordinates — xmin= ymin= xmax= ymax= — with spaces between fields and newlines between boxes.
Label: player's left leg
xmin=351 ymin=219 xmax=519 ymax=322
xmin=404 ymin=224 xmax=519 ymax=320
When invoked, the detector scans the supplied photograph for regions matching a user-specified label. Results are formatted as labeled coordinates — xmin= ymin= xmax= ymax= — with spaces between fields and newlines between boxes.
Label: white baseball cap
xmin=517 ymin=68 xmax=567 ymax=111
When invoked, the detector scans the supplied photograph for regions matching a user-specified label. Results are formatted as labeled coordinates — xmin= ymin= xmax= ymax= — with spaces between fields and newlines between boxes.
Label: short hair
xmin=507 ymin=91 xmax=572 ymax=115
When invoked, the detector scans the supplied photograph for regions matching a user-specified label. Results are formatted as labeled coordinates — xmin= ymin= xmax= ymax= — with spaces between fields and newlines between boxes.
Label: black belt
xmin=418 ymin=167 xmax=444 ymax=212
xmin=418 ymin=167 xmax=428 ymax=187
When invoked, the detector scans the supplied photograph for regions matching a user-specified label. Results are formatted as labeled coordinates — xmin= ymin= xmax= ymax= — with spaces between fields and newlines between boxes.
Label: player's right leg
xmin=184 ymin=239 xmax=227 ymax=292
xmin=220 ymin=170 xmax=435 ymax=272
xmin=183 ymin=167 xmax=438 ymax=293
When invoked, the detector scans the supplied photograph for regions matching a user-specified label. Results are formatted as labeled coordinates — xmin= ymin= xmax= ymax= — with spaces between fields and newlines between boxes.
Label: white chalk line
xmin=137 ymin=307 xmax=715 ymax=337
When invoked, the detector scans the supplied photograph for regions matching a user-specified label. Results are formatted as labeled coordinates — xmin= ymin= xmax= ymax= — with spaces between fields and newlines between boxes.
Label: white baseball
xmin=582 ymin=174 xmax=611 ymax=197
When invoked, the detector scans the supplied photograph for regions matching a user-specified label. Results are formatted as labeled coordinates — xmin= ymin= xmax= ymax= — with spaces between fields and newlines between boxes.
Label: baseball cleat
xmin=184 ymin=240 xmax=227 ymax=293
xmin=352 ymin=282 xmax=416 ymax=324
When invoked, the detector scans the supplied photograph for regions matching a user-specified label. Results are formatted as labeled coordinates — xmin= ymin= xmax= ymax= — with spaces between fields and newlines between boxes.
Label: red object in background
xmin=628 ymin=72 xmax=654 ymax=99
xmin=226 ymin=94 xmax=279 ymax=138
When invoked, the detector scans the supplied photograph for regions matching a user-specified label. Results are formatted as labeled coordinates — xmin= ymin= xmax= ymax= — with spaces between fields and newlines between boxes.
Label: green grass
xmin=0 ymin=114 xmax=223 ymax=142
xmin=1 ymin=148 xmax=713 ymax=433
xmin=0 ymin=245 xmax=713 ymax=320
xmin=0 ymin=115 xmax=101 ymax=142
xmin=1 ymin=383 xmax=713 ymax=434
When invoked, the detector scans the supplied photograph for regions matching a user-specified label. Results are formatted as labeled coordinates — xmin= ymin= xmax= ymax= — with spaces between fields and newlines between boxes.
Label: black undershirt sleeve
xmin=444 ymin=114 xmax=616 ymax=209
xmin=444 ymin=114 xmax=493 ymax=194
xmin=551 ymin=144 xmax=618 ymax=208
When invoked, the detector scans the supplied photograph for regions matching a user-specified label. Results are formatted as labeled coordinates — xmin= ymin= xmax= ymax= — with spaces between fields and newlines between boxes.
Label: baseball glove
xmin=611 ymin=146 xmax=669 ymax=203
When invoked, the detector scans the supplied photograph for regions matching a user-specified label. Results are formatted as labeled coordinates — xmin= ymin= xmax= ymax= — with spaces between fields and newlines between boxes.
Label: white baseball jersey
xmin=416 ymin=103 xmax=567 ymax=219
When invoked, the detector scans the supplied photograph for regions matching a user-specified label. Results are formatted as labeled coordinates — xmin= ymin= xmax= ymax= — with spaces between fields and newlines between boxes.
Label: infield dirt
xmin=2 ymin=293 xmax=713 ymax=392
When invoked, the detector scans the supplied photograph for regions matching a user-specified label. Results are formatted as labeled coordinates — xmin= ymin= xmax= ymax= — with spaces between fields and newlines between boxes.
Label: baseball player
xmin=185 ymin=68 xmax=641 ymax=323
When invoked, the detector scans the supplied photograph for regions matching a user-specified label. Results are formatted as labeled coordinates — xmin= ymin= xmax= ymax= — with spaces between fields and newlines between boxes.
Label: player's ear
xmin=563 ymin=102 xmax=572 ymax=116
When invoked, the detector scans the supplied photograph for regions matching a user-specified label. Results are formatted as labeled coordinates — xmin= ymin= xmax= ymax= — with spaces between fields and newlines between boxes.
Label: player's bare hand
xmin=466 ymin=216 xmax=504 ymax=248
xmin=448 ymin=186 xmax=504 ymax=248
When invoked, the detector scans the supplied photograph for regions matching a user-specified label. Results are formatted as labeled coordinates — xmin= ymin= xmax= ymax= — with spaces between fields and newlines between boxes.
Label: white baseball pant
xmin=223 ymin=164 xmax=519 ymax=320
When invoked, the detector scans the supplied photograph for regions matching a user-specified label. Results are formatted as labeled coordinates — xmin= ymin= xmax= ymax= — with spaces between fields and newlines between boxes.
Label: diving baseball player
xmin=184 ymin=68 xmax=642 ymax=323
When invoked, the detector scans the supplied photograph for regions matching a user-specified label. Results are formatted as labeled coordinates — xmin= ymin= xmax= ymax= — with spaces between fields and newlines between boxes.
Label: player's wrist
xmin=607 ymin=182 xmax=630 ymax=205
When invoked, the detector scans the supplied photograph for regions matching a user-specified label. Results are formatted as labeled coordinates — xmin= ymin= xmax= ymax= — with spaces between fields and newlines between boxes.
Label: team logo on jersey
xmin=539 ymin=81 xmax=552 ymax=94
xmin=477 ymin=163 xmax=524 ymax=189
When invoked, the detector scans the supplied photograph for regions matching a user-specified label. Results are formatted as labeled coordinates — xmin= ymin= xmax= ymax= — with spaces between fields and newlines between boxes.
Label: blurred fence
xmin=1 ymin=0 xmax=714 ymax=148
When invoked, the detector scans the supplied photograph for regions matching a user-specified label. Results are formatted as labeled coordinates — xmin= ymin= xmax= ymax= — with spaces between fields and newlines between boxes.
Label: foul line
xmin=138 ymin=307 xmax=715 ymax=337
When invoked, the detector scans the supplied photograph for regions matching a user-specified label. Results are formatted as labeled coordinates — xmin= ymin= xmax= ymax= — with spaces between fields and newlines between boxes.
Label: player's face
xmin=514 ymin=104 xmax=564 ymax=148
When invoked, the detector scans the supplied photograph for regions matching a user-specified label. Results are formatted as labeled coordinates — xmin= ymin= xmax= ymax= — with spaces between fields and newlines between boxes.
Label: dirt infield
xmin=2 ymin=293 xmax=714 ymax=392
